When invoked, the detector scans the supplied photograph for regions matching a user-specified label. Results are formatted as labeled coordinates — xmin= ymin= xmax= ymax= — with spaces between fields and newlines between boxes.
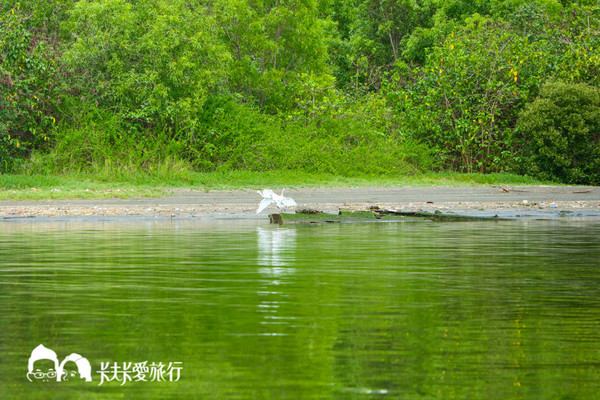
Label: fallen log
xmin=269 ymin=209 xmax=504 ymax=224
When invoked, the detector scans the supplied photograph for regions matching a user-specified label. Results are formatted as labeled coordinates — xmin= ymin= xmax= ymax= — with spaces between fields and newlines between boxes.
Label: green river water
xmin=1 ymin=219 xmax=599 ymax=399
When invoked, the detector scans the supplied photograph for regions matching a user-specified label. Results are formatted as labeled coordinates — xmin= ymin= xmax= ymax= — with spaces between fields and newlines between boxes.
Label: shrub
xmin=0 ymin=6 xmax=57 ymax=172
xmin=189 ymin=94 xmax=436 ymax=175
xmin=388 ymin=3 xmax=600 ymax=174
xmin=27 ymin=102 xmax=188 ymax=174
xmin=389 ymin=17 xmax=550 ymax=172
xmin=62 ymin=0 xmax=230 ymax=139
xmin=28 ymin=93 xmax=435 ymax=177
xmin=515 ymin=81 xmax=600 ymax=184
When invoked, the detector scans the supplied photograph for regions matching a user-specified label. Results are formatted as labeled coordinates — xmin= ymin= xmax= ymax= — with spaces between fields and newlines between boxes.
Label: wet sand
xmin=1 ymin=186 xmax=599 ymax=221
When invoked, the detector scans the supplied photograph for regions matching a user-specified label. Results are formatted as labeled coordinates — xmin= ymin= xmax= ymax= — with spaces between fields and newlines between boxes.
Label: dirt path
xmin=1 ymin=186 xmax=599 ymax=221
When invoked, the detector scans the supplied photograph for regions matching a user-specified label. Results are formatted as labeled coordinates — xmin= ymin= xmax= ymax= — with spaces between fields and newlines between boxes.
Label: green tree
xmin=390 ymin=18 xmax=550 ymax=171
xmin=326 ymin=0 xmax=436 ymax=92
xmin=0 ymin=6 xmax=56 ymax=172
xmin=388 ymin=3 xmax=600 ymax=174
xmin=63 ymin=0 xmax=230 ymax=139
xmin=212 ymin=0 xmax=334 ymax=112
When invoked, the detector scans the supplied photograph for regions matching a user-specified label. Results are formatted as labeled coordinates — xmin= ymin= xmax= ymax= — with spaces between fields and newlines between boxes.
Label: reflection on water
xmin=1 ymin=219 xmax=600 ymax=399
xmin=257 ymin=226 xmax=297 ymax=267
xmin=257 ymin=227 xmax=297 ymax=338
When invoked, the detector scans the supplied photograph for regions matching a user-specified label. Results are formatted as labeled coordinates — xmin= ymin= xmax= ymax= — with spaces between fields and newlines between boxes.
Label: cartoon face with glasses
xmin=27 ymin=344 xmax=63 ymax=382
xmin=27 ymin=344 xmax=92 ymax=382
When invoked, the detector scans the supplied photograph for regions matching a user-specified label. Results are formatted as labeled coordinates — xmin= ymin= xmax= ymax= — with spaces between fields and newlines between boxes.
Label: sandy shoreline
xmin=1 ymin=186 xmax=599 ymax=221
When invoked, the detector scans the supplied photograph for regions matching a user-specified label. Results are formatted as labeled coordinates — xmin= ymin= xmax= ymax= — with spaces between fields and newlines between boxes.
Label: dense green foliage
xmin=0 ymin=5 xmax=57 ymax=171
xmin=516 ymin=81 xmax=600 ymax=184
xmin=389 ymin=2 xmax=600 ymax=174
xmin=1 ymin=1 xmax=599 ymax=183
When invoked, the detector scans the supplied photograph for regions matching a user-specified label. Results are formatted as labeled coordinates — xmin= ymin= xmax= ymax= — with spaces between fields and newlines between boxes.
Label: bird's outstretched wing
xmin=258 ymin=189 xmax=274 ymax=199
xmin=279 ymin=197 xmax=297 ymax=207
xmin=257 ymin=198 xmax=274 ymax=214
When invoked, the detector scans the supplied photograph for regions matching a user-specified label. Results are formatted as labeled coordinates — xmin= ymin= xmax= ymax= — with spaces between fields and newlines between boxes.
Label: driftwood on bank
xmin=498 ymin=186 xmax=595 ymax=194
xmin=269 ymin=208 xmax=504 ymax=225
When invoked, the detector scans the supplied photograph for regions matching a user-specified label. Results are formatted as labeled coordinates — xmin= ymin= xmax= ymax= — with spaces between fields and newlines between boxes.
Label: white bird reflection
xmin=257 ymin=227 xmax=297 ymax=268
xmin=256 ymin=227 xmax=297 ymax=335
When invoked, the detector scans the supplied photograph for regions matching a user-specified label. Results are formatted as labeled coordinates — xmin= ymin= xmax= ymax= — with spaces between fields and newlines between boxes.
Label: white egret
xmin=256 ymin=189 xmax=297 ymax=214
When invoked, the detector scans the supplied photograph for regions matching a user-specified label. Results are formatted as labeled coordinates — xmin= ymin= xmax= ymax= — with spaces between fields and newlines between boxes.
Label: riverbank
xmin=1 ymin=186 xmax=598 ymax=221
xmin=0 ymin=171 xmax=549 ymax=200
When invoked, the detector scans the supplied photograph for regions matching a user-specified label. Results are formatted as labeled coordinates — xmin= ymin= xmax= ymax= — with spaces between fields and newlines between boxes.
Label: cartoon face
xmin=60 ymin=362 xmax=82 ymax=381
xmin=27 ymin=360 xmax=66 ymax=382
xmin=27 ymin=345 xmax=93 ymax=383
xmin=62 ymin=369 xmax=80 ymax=381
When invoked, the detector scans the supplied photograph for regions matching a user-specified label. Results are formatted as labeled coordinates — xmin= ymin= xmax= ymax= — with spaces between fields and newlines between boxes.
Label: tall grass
xmin=26 ymin=97 xmax=436 ymax=178
xmin=5 ymin=97 xmax=554 ymax=202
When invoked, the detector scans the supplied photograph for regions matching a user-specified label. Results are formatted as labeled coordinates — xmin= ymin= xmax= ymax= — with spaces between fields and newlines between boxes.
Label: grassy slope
xmin=0 ymin=170 xmax=557 ymax=201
